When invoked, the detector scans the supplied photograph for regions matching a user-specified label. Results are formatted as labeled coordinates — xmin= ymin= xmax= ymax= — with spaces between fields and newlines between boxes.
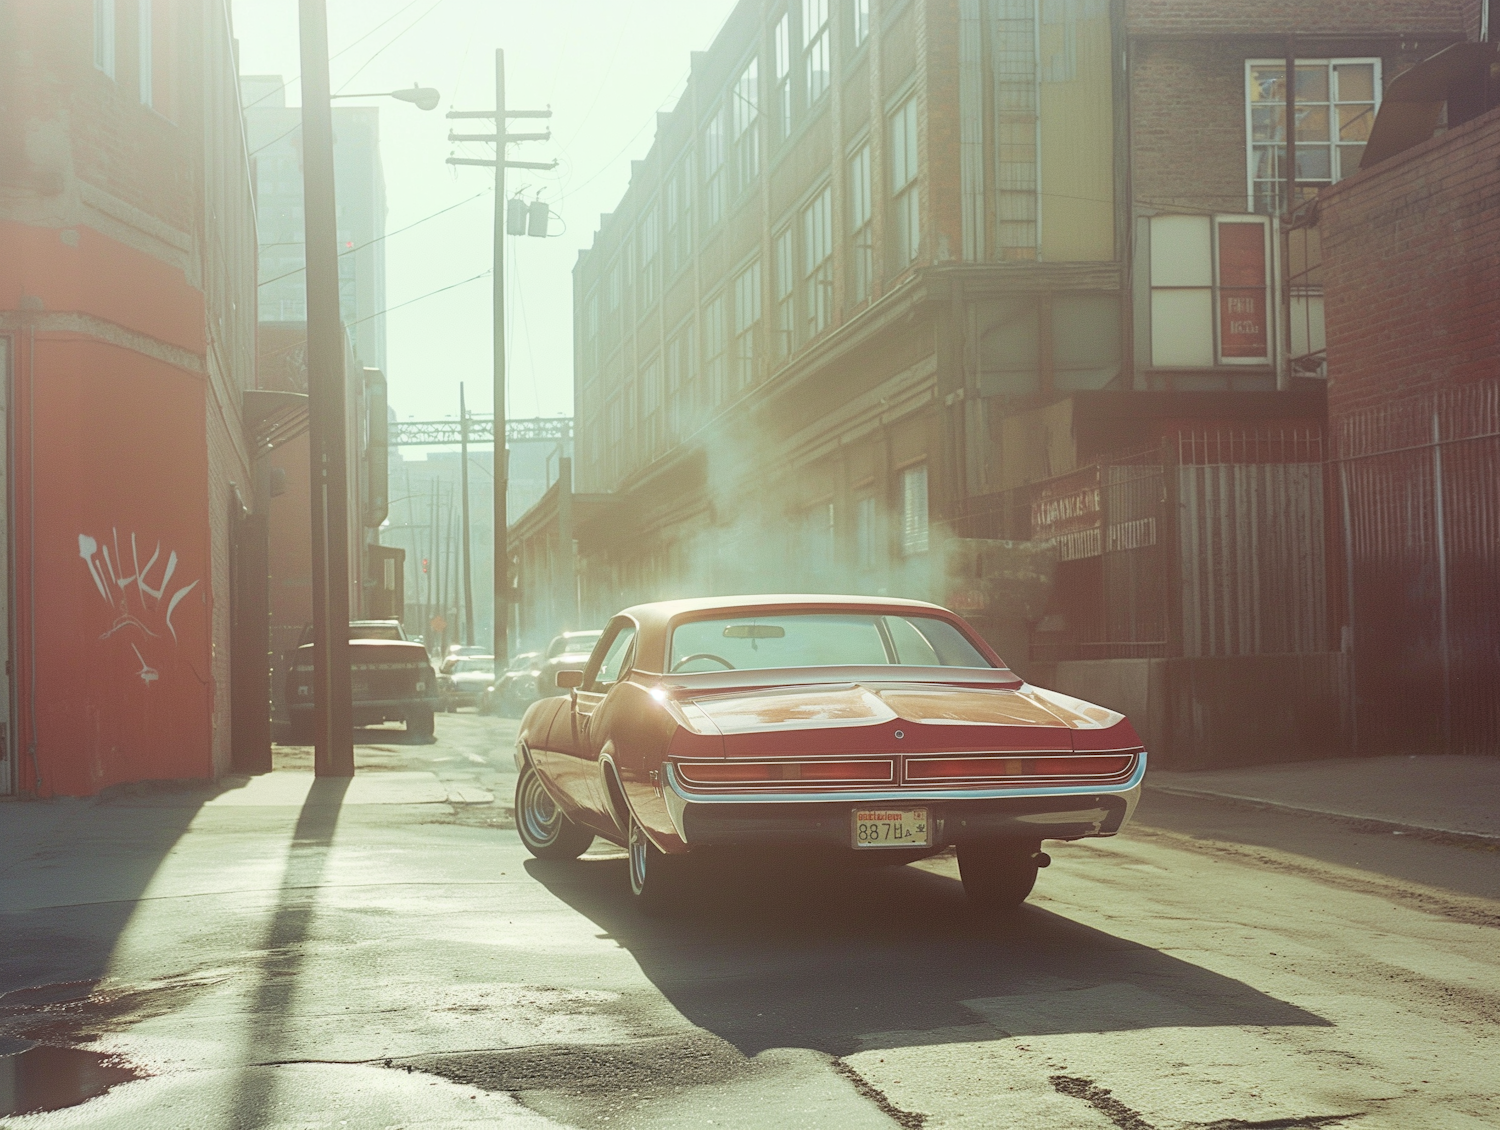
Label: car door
xmin=543 ymin=619 xmax=636 ymax=827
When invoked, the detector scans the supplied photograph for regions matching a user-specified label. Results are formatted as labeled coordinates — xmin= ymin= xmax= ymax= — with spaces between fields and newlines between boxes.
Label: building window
xmin=1247 ymin=59 xmax=1379 ymax=215
xmin=802 ymin=0 xmax=831 ymax=108
xmin=704 ymin=293 xmax=728 ymax=404
xmin=774 ymin=226 xmax=796 ymax=362
xmin=664 ymin=157 xmax=691 ymax=277
xmin=890 ymin=97 xmax=920 ymax=268
xmin=666 ymin=321 xmax=695 ymax=437
xmin=802 ymin=185 xmax=833 ymax=339
xmin=774 ymin=12 xmax=793 ymax=143
xmin=732 ymin=59 xmax=759 ymax=197
xmin=1149 ymin=214 xmax=1272 ymax=367
xmin=804 ymin=501 xmax=835 ymax=575
xmin=850 ymin=0 xmax=870 ymax=50
xmin=733 ymin=259 xmax=762 ymax=390
xmin=855 ymin=495 xmax=878 ymax=570
xmin=639 ymin=205 xmax=660 ymax=309
xmin=139 ymin=0 xmax=152 ymax=105
xmin=582 ymin=290 xmax=599 ymax=383
xmin=848 ymin=143 xmax=873 ymax=306
xmin=704 ymin=109 xmax=727 ymax=228
xmin=605 ymin=257 xmax=622 ymax=341
xmin=94 ymin=0 xmax=116 ymax=77
xmin=642 ymin=352 xmax=662 ymax=458
xmin=900 ymin=464 xmax=929 ymax=556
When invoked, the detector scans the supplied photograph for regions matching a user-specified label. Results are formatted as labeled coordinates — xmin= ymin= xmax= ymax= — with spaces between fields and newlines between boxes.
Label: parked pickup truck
xmin=285 ymin=621 xmax=437 ymax=742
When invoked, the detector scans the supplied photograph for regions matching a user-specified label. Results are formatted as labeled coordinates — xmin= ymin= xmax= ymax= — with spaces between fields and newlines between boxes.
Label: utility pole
xmin=297 ymin=0 xmax=353 ymax=776
xmin=447 ymin=49 xmax=555 ymax=667
xmin=459 ymin=383 xmax=475 ymax=647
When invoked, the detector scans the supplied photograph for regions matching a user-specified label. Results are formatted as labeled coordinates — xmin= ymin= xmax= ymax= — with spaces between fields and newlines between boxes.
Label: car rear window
xmin=667 ymin=613 xmax=993 ymax=674
xmin=453 ymin=659 xmax=495 ymax=673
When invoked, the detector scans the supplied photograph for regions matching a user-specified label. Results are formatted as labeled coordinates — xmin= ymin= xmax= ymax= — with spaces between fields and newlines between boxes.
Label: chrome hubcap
xmin=519 ymin=772 xmax=561 ymax=846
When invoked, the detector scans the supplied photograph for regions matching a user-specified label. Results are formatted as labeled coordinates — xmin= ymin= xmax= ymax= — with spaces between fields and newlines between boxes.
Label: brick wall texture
xmin=1317 ymin=106 xmax=1500 ymax=421
xmin=1125 ymin=0 xmax=1478 ymax=37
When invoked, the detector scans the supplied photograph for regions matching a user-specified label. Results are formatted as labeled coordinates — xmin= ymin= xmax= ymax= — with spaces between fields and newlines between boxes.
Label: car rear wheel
xmin=516 ymin=765 xmax=594 ymax=860
xmin=958 ymin=840 xmax=1041 ymax=912
xmin=628 ymin=815 xmax=683 ymax=914
xmin=407 ymin=706 xmax=435 ymax=739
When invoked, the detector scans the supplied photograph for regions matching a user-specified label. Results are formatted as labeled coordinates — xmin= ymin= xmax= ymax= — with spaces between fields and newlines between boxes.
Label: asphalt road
xmin=1 ymin=710 xmax=1496 ymax=1129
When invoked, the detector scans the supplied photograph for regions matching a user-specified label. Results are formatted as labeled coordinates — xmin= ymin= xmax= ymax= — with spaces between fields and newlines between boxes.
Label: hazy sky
xmin=231 ymin=0 xmax=737 ymax=426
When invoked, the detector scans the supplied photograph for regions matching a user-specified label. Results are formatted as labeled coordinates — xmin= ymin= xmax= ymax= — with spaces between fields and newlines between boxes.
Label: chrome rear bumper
xmin=661 ymin=754 xmax=1146 ymax=848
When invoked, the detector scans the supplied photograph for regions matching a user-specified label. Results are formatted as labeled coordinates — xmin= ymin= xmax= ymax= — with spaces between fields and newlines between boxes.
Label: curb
xmin=1143 ymin=782 xmax=1500 ymax=851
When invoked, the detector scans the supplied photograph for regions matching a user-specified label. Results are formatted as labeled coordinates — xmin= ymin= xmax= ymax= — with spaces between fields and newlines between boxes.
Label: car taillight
xmin=675 ymin=759 xmax=894 ymax=786
xmin=905 ymin=754 xmax=1134 ymax=781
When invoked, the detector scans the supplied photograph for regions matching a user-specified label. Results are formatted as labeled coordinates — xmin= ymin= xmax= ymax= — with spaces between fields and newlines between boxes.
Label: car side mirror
xmin=556 ymin=669 xmax=583 ymax=690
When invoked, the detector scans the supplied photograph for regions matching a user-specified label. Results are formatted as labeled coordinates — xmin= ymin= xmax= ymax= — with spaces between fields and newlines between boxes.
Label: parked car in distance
xmin=514 ymin=595 xmax=1146 ymax=913
xmin=438 ymin=655 xmax=496 ymax=711
xmin=286 ymin=625 xmax=436 ymax=741
xmin=535 ymin=630 xmax=603 ymax=697
xmin=480 ymin=651 xmax=542 ymax=717
xmin=449 ymin=644 xmax=491 ymax=657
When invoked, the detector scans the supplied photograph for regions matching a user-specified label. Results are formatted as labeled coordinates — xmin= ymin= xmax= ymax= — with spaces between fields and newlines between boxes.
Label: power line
xmin=242 ymin=0 xmax=431 ymax=111
xmin=344 ymin=269 xmax=491 ymax=328
xmin=257 ymin=190 xmax=488 ymax=287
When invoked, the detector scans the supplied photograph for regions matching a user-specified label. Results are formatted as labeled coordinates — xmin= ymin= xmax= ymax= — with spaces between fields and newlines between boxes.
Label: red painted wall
xmin=28 ymin=337 xmax=212 ymax=795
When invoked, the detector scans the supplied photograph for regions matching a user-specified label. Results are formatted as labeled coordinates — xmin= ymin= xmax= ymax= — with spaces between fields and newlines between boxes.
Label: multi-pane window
xmin=94 ymin=0 xmax=116 ymax=77
xmin=138 ymin=0 xmax=153 ymax=105
xmin=581 ymin=290 xmax=599 ymax=383
xmin=606 ymin=393 xmax=623 ymax=484
xmin=1247 ymin=59 xmax=1379 ymax=216
xmin=802 ymin=0 xmax=831 ymax=107
xmin=850 ymin=0 xmax=870 ymax=50
xmin=774 ymin=226 xmax=796 ymax=362
xmin=704 ymin=109 xmax=727 ymax=228
xmin=642 ymin=352 xmax=663 ymax=457
xmin=773 ymin=13 xmax=793 ymax=143
xmin=605 ymin=257 xmax=622 ymax=340
xmin=666 ymin=322 xmax=695 ymax=437
xmin=732 ymin=60 xmax=759 ymax=197
xmin=704 ymin=293 xmax=728 ymax=404
xmin=733 ymin=259 xmax=762 ymax=390
xmin=639 ymin=205 xmax=660 ymax=309
xmin=855 ymin=495 xmax=879 ymax=570
xmin=848 ymin=144 xmax=873 ymax=306
xmin=1149 ymin=214 xmax=1272 ymax=367
xmin=900 ymin=464 xmax=929 ymax=556
xmin=664 ymin=157 xmax=692 ymax=277
xmin=802 ymin=186 xmax=833 ymax=338
xmin=890 ymin=97 xmax=920 ymax=268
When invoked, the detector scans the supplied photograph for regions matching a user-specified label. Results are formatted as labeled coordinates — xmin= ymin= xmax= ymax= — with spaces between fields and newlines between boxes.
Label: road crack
xmin=832 ymin=1057 xmax=926 ymax=1129
xmin=1050 ymin=1074 xmax=1155 ymax=1129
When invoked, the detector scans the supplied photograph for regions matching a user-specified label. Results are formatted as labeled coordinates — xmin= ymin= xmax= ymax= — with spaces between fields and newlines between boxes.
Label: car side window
xmin=590 ymin=626 xmax=637 ymax=692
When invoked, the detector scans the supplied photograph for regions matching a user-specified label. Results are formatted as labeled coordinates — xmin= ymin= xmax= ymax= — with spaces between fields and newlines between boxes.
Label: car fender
xmin=593 ymin=680 xmax=686 ymax=853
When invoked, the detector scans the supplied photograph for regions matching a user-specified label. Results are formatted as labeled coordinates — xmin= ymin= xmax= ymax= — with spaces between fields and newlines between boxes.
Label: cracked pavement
xmin=1 ymin=711 xmax=1496 ymax=1128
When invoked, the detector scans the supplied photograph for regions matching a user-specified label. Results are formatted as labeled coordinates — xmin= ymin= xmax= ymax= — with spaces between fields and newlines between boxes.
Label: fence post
xmin=1431 ymin=410 xmax=1453 ymax=752
xmin=1337 ymin=458 xmax=1359 ymax=756
xmin=1162 ymin=437 xmax=1183 ymax=658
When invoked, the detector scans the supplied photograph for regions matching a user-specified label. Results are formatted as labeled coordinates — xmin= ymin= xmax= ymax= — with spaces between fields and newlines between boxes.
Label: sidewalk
xmin=1146 ymin=754 xmax=1500 ymax=846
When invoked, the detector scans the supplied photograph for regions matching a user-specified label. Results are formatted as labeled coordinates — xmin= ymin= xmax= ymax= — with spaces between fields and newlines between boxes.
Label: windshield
xmin=349 ymin=623 xmax=403 ymax=641
xmin=453 ymin=659 xmax=495 ymax=674
xmin=509 ymin=653 xmax=540 ymax=672
xmin=548 ymin=631 xmax=601 ymax=658
xmin=667 ymin=613 xmax=993 ymax=673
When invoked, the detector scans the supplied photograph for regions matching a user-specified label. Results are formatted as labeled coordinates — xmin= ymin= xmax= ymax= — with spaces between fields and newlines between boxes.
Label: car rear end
xmin=652 ymin=672 xmax=1145 ymax=858
xmin=288 ymin=639 xmax=438 ymax=738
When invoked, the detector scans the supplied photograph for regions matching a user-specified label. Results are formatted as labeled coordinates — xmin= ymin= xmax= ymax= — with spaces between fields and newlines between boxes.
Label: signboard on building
xmin=1217 ymin=221 xmax=1269 ymax=360
xmin=1030 ymin=466 xmax=1102 ymax=561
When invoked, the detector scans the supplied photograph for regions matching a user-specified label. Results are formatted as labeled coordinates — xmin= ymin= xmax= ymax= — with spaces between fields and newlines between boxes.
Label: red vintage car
xmin=514 ymin=595 xmax=1146 ymax=912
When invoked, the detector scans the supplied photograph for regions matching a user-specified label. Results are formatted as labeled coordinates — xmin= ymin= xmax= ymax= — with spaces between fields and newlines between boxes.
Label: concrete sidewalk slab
xmin=1146 ymin=754 xmax=1500 ymax=844
xmin=201 ymin=770 xmax=450 ymax=807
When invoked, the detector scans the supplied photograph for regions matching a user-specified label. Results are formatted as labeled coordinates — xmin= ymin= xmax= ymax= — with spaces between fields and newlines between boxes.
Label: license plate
xmin=852 ymin=808 xmax=929 ymax=849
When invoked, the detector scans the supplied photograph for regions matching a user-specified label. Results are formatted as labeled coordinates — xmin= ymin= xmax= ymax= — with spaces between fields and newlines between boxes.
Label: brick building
xmin=1315 ymin=40 xmax=1500 ymax=755
xmin=0 ymin=0 xmax=258 ymax=794
xmin=513 ymin=0 xmax=1482 ymax=763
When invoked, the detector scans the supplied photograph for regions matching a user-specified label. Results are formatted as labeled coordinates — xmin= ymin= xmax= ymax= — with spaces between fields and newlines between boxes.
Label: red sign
xmin=1217 ymin=222 xmax=1268 ymax=359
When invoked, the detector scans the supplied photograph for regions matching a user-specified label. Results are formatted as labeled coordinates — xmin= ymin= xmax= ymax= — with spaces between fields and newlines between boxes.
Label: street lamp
xmin=297 ymin=0 xmax=440 ymax=777
xmin=332 ymin=84 xmax=442 ymax=112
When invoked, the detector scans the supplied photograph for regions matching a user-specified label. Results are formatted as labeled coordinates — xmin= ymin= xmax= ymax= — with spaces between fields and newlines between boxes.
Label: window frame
xmin=802 ymin=0 xmax=831 ymax=109
xmin=889 ymin=96 xmax=920 ymax=269
xmin=732 ymin=58 xmax=760 ymax=199
xmin=1244 ymin=57 xmax=1381 ymax=216
xmin=848 ymin=141 xmax=873 ymax=307
xmin=703 ymin=106 xmax=728 ymax=229
xmin=801 ymin=184 xmax=834 ymax=340
xmin=773 ymin=11 xmax=793 ymax=144
xmin=94 ymin=0 xmax=116 ymax=78
xmin=773 ymin=224 xmax=796 ymax=361
xmin=732 ymin=258 xmax=763 ymax=391
xmin=899 ymin=462 xmax=930 ymax=557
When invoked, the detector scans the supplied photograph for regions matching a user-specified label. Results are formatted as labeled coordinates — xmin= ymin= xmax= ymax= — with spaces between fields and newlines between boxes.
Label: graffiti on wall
xmin=79 ymin=531 xmax=199 ymax=685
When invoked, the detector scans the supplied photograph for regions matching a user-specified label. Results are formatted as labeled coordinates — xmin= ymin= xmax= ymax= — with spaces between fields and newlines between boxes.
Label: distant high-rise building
xmin=241 ymin=75 xmax=388 ymax=375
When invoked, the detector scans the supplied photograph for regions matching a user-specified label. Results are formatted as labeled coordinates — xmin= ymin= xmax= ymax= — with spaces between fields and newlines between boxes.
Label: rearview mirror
xmin=723 ymin=624 xmax=786 ymax=640
xmin=556 ymin=669 xmax=583 ymax=690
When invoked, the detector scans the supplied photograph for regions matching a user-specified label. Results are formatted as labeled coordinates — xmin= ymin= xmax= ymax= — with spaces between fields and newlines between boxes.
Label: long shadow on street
xmin=524 ymin=851 xmax=1329 ymax=1058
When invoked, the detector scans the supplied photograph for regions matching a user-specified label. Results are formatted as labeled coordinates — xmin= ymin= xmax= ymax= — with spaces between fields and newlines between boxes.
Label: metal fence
xmin=1175 ymin=430 xmax=1329 ymax=657
xmin=1336 ymin=381 xmax=1500 ymax=755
